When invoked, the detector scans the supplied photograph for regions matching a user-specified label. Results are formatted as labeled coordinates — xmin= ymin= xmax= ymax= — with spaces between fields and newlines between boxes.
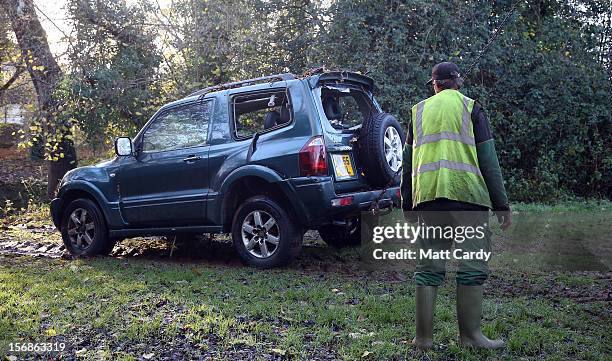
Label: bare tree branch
xmin=0 ymin=65 xmax=25 ymax=98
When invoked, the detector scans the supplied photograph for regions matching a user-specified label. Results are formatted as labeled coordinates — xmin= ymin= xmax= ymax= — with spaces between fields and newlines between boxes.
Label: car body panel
xmin=116 ymin=145 xmax=210 ymax=226
xmin=51 ymin=162 xmax=123 ymax=229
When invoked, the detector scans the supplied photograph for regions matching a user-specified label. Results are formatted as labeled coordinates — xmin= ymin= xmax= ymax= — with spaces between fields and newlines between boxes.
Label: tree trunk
xmin=0 ymin=0 xmax=76 ymax=198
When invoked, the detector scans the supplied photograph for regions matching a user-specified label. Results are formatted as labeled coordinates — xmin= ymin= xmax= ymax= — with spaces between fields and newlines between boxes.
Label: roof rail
xmin=188 ymin=73 xmax=295 ymax=97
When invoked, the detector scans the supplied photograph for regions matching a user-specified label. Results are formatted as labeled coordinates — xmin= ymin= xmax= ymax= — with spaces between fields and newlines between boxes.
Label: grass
xmin=511 ymin=200 xmax=611 ymax=213
xmin=0 ymin=200 xmax=610 ymax=359
xmin=0 ymin=255 xmax=610 ymax=360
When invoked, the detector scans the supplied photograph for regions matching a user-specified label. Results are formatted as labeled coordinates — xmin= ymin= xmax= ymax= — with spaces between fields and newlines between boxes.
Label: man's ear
xmin=455 ymin=77 xmax=465 ymax=88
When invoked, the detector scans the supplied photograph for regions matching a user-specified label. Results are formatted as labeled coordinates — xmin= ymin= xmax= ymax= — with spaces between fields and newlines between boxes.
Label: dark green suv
xmin=50 ymin=71 xmax=405 ymax=267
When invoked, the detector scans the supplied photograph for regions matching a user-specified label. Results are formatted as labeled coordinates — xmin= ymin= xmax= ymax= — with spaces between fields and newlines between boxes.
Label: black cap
xmin=426 ymin=62 xmax=461 ymax=85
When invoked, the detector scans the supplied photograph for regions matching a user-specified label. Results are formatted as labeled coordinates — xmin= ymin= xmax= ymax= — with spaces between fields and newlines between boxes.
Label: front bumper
xmin=289 ymin=177 xmax=400 ymax=227
xmin=49 ymin=198 xmax=62 ymax=228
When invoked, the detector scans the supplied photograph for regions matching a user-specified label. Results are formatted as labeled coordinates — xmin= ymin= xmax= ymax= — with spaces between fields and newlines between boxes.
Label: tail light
xmin=331 ymin=196 xmax=354 ymax=207
xmin=299 ymin=136 xmax=328 ymax=176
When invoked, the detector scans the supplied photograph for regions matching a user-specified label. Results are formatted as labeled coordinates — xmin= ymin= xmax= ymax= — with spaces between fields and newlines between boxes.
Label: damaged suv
xmin=50 ymin=70 xmax=405 ymax=267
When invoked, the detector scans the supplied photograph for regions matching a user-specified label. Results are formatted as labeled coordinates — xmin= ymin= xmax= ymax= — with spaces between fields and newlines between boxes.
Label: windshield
xmin=317 ymin=85 xmax=378 ymax=132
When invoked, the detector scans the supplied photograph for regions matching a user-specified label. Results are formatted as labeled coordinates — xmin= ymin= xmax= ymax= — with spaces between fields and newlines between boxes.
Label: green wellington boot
xmin=456 ymin=285 xmax=505 ymax=349
xmin=412 ymin=286 xmax=437 ymax=349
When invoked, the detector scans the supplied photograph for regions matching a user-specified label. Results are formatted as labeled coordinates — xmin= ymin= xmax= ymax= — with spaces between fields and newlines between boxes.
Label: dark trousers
xmin=413 ymin=199 xmax=491 ymax=286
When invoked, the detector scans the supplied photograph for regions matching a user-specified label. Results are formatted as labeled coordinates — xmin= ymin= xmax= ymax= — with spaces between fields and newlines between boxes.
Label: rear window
xmin=319 ymin=86 xmax=377 ymax=131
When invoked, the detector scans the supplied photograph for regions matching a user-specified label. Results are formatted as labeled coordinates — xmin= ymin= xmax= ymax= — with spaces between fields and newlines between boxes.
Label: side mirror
xmin=114 ymin=137 xmax=133 ymax=157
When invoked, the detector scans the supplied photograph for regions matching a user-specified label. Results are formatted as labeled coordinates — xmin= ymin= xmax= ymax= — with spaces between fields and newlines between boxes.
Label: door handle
xmin=182 ymin=155 xmax=202 ymax=163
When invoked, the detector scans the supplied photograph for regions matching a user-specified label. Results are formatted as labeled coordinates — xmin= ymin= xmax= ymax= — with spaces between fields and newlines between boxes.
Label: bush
xmin=322 ymin=0 xmax=611 ymax=202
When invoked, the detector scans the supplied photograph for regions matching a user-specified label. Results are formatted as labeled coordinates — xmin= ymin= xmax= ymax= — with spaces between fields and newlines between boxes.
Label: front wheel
xmin=231 ymin=196 xmax=302 ymax=268
xmin=60 ymin=198 xmax=110 ymax=257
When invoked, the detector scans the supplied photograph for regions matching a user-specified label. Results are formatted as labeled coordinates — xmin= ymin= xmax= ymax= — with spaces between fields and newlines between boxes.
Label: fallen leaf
xmin=271 ymin=348 xmax=286 ymax=356
xmin=143 ymin=352 xmax=155 ymax=359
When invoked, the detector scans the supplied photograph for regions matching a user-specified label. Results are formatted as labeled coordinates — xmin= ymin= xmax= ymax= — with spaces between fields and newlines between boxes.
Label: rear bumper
xmin=289 ymin=177 xmax=400 ymax=227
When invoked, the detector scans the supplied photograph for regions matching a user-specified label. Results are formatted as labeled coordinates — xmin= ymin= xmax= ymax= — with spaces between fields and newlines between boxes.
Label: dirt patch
xmin=486 ymin=271 xmax=612 ymax=304
xmin=0 ymin=239 xmax=64 ymax=258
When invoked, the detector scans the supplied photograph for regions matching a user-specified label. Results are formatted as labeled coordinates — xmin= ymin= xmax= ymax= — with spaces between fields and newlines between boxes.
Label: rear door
xmin=117 ymin=100 xmax=213 ymax=226
xmin=313 ymin=85 xmax=382 ymax=193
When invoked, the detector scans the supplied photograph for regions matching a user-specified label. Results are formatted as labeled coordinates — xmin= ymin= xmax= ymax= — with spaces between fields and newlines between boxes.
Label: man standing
xmin=401 ymin=62 xmax=512 ymax=349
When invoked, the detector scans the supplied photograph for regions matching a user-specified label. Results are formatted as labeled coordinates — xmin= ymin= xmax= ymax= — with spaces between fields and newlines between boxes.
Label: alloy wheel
xmin=67 ymin=208 xmax=96 ymax=251
xmin=384 ymin=126 xmax=403 ymax=172
xmin=241 ymin=210 xmax=280 ymax=258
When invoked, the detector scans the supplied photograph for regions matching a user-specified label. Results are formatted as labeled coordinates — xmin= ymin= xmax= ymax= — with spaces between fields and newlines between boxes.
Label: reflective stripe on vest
xmin=413 ymin=159 xmax=482 ymax=177
xmin=413 ymin=96 xmax=475 ymax=148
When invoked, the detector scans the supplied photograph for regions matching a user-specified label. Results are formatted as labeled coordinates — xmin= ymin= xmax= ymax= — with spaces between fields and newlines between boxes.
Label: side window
xmin=232 ymin=90 xmax=292 ymax=139
xmin=143 ymin=101 xmax=211 ymax=152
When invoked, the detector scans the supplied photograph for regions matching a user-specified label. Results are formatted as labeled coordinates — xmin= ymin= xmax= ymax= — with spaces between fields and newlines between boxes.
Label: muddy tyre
xmin=232 ymin=196 xmax=302 ymax=268
xmin=359 ymin=112 xmax=405 ymax=187
xmin=60 ymin=198 xmax=110 ymax=257
xmin=318 ymin=218 xmax=361 ymax=248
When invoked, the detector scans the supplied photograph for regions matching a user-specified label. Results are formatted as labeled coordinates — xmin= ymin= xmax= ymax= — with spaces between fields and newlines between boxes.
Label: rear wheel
xmin=60 ymin=198 xmax=110 ymax=257
xmin=318 ymin=218 xmax=361 ymax=248
xmin=232 ymin=196 xmax=302 ymax=268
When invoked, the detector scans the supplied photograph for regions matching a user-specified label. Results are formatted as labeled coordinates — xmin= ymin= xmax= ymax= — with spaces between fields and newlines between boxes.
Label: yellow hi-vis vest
xmin=411 ymin=89 xmax=491 ymax=208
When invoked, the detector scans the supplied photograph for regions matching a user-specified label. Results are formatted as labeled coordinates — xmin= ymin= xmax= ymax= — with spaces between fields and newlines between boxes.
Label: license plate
xmin=331 ymin=153 xmax=355 ymax=180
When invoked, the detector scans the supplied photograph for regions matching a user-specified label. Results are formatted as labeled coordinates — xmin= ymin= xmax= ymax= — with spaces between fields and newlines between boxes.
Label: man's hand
xmin=495 ymin=209 xmax=512 ymax=230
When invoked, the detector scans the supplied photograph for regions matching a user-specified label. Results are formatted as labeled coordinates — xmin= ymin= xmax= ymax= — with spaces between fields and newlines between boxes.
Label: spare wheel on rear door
xmin=358 ymin=112 xmax=406 ymax=187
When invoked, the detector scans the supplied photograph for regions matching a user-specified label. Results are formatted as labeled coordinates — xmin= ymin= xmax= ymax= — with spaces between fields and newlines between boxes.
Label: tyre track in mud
xmin=0 ymin=239 xmax=65 ymax=258
xmin=1 ymin=230 xmax=610 ymax=309
xmin=0 ymin=230 xmax=330 ymax=263
xmin=0 ymin=229 xmax=371 ymax=282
